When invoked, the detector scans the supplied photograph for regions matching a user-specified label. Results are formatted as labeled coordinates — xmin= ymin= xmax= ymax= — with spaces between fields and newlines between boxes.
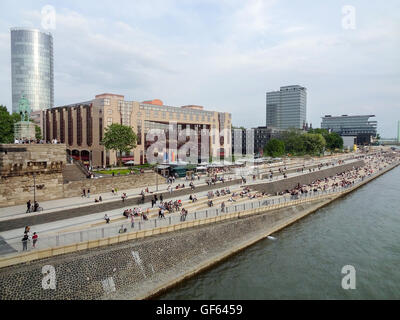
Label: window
xmin=104 ymin=98 xmax=110 ymax=106
xmin=107 ymin=117 xmax=113 ymax=126
xmin=99 ymin=117 xmax=103 ymax=143
xmin=86 ymin=106 xmax=93 ymax=146
xmin=76 ymin=108 xmax=82 ymax=146
xmin=137 ymin=120 xmax=142 ymax=145
xmin=108 ymin=109 xmax=112 ymax=115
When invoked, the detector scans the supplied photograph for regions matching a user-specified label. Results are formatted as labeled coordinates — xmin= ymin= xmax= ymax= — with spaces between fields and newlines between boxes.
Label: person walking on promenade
xmin=160 ymin=194 xmax=163 ymax=202
xmin=32 ymin=232 xmax=38 ymax=248
xmin=21 ymin=233 xmax=29 ymax=251
xmin=26 ymin=200 xmax=31 ymax=213
xmin=104 ymin=214 xmax=110 ymax=224
xmin=221 ymin=201 xmax=225 ymax=213
xmin=180 ymin=208 xmax=188 ymax=221
xmin=87 ymin=189 xmax=90 ymax=198
xmin=111 ymin=188 xmax=115 ymax=196
xmin=130 ymin=214 xmax=135 ymax=228
xmin=33 ymin=201 xmax=39 ymax=212
xmin=151 ymin=199 xmax=155 ymax=208
xmin=99 ymin=196 xmax=103 ymax=202
xmin=81 ymin=189 xmax=86 ymax=198
xmin=115 ymin=188 xmax=118 ymax=195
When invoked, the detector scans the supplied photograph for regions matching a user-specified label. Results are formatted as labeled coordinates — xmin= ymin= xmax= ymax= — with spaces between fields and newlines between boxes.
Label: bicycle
xmin=27 ymin=207 xmax=43 ymax=213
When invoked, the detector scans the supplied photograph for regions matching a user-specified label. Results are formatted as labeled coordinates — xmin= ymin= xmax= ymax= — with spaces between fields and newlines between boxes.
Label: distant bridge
xmin=380 ymin=139 xmax=400 ymax=146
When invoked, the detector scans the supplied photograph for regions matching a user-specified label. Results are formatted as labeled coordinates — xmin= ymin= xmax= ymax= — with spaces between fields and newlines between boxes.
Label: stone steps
xmin=62 ymin=163 xmax=87 ymax=182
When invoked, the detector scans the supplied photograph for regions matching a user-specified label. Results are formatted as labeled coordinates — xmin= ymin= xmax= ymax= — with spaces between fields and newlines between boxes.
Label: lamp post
xmin=155 ymin=161 xmax=159 ymax=192
xmin=32 ymin=172 xmax=36 ymax=203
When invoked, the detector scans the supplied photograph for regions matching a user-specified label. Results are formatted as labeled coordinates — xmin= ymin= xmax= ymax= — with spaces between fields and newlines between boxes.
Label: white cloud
xmin=0 ymin=1 xmax=399 ymax=136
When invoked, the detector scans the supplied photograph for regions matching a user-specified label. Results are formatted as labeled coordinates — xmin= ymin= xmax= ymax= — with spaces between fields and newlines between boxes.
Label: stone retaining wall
xmin=0 ymin=198 xmax=329 ymax=300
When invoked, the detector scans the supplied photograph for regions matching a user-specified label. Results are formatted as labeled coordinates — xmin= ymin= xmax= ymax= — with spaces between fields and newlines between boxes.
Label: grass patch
xmin=97 ymin=169 xmax=136 ymax=175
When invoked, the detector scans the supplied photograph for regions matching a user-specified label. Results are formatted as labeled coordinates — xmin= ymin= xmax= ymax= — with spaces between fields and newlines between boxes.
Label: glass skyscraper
xmin=11 ymin=28 xmax=54 ymax=113
xmin=266 ymin=85 xmax=307 ymax=129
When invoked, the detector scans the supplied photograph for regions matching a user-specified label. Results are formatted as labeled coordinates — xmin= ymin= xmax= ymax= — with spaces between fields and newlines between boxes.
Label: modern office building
xmin=266 ymin=85 xmax=307 ymax=129
xmin=41 ymin=93 xmax=231 ymax=167
xmin=321 ymin=115 xmax=378 ymax=145
xmin=11 ymin=28 xmax=54 ymax=113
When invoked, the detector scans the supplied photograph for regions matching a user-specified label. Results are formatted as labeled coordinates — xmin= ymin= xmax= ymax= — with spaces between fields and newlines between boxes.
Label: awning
xmin=157 ymin=165 xmax=170 ymax=169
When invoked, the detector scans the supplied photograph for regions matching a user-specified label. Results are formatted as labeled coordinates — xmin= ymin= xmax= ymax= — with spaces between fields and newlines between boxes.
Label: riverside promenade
xmin=0 ymin=150 xmax=398 ymax=300
xmin=0 ymin=154 xmax=361 ymax=234
xmin=0 ymin=150 xmax=397 ymax=263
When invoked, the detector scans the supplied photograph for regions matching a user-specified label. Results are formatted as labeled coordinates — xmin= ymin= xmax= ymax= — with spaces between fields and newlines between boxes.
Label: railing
xmin=67 ymin=155 xmax=90 ymax=177
xmin=2 ymin=158 xmax=398 ymax=256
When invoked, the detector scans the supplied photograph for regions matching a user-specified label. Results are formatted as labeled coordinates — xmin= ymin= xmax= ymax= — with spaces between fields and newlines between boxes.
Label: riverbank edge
xmin=140 ymin=161 xmax=400 ymax=300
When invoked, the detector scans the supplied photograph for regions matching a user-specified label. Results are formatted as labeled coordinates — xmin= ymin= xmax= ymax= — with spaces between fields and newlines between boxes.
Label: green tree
xmin=309 ymin=128 xmax=343 ymax=150
xmin=0 ymin=106 xmax=21 ymax=143
xmin=35 ymin=125 xmax=42 ymax=140
xmin=302 ymin=133 xmax=326 ymax=155
xmin=264 ymin=138 xmax=285 ymax=157
xmin=325 ymin=132 xmax=343 ymax=150
xmin=100 ymin=123 xmax=137 ymax=166
xmin=281 ymin=129 xmax=305 ymax=154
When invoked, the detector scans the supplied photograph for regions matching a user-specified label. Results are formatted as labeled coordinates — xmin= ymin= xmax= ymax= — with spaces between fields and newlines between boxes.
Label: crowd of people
xmin=278 ymin=152 xmax=398 ymax=199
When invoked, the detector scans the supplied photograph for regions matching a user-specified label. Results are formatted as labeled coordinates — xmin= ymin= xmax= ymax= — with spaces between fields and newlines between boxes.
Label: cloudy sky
xmin=0 ymin=0 xmax=399 ymax=137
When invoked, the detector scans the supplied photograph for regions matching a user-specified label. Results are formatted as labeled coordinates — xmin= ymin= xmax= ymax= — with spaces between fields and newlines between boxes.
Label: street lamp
xmin=33 ymin=173 xmax=36 ymax=203
xmin=155 ymin=161 xmax=159 ymax=192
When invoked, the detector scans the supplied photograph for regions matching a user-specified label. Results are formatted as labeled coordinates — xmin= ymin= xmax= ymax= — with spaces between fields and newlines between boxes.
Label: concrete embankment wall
xmin=0 ymin=160 xmax=395 ymax=300
xmin=0 ymin=197 xmax=332 ymax=300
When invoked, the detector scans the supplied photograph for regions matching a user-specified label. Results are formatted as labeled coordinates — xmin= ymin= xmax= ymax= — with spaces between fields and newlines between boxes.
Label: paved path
xmin=0 ymin=154 xmax=355 ymax=220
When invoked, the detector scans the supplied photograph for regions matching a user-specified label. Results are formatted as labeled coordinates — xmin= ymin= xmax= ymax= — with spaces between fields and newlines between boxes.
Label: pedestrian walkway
xmin=0 ymin=155 xmax=355 ymax=221
xmin=1 ymin=151 xmax=394 ymax=257
xmin=0 ymin=174 xmax=235 ymax=221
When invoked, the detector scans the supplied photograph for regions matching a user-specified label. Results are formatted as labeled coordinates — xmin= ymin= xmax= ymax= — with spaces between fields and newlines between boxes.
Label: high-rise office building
xmin=11 ymin=28 xmax=54 ymax=113
xmin=266 ymin=85 xmax=307 ymax=129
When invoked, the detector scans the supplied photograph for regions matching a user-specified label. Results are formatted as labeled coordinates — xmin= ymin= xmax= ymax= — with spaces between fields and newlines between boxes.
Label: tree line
xmin=263 ymin=128 xmax=344 ymax=157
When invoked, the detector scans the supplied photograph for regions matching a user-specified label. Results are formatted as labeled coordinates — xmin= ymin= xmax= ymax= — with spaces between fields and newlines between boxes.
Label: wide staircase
xmin=63 ymin=163 xmax=88 ymax=182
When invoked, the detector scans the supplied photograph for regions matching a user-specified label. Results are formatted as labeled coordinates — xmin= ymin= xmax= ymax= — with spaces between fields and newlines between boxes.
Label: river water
xmin=158 ymin=165 xmax=400 ymax=299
